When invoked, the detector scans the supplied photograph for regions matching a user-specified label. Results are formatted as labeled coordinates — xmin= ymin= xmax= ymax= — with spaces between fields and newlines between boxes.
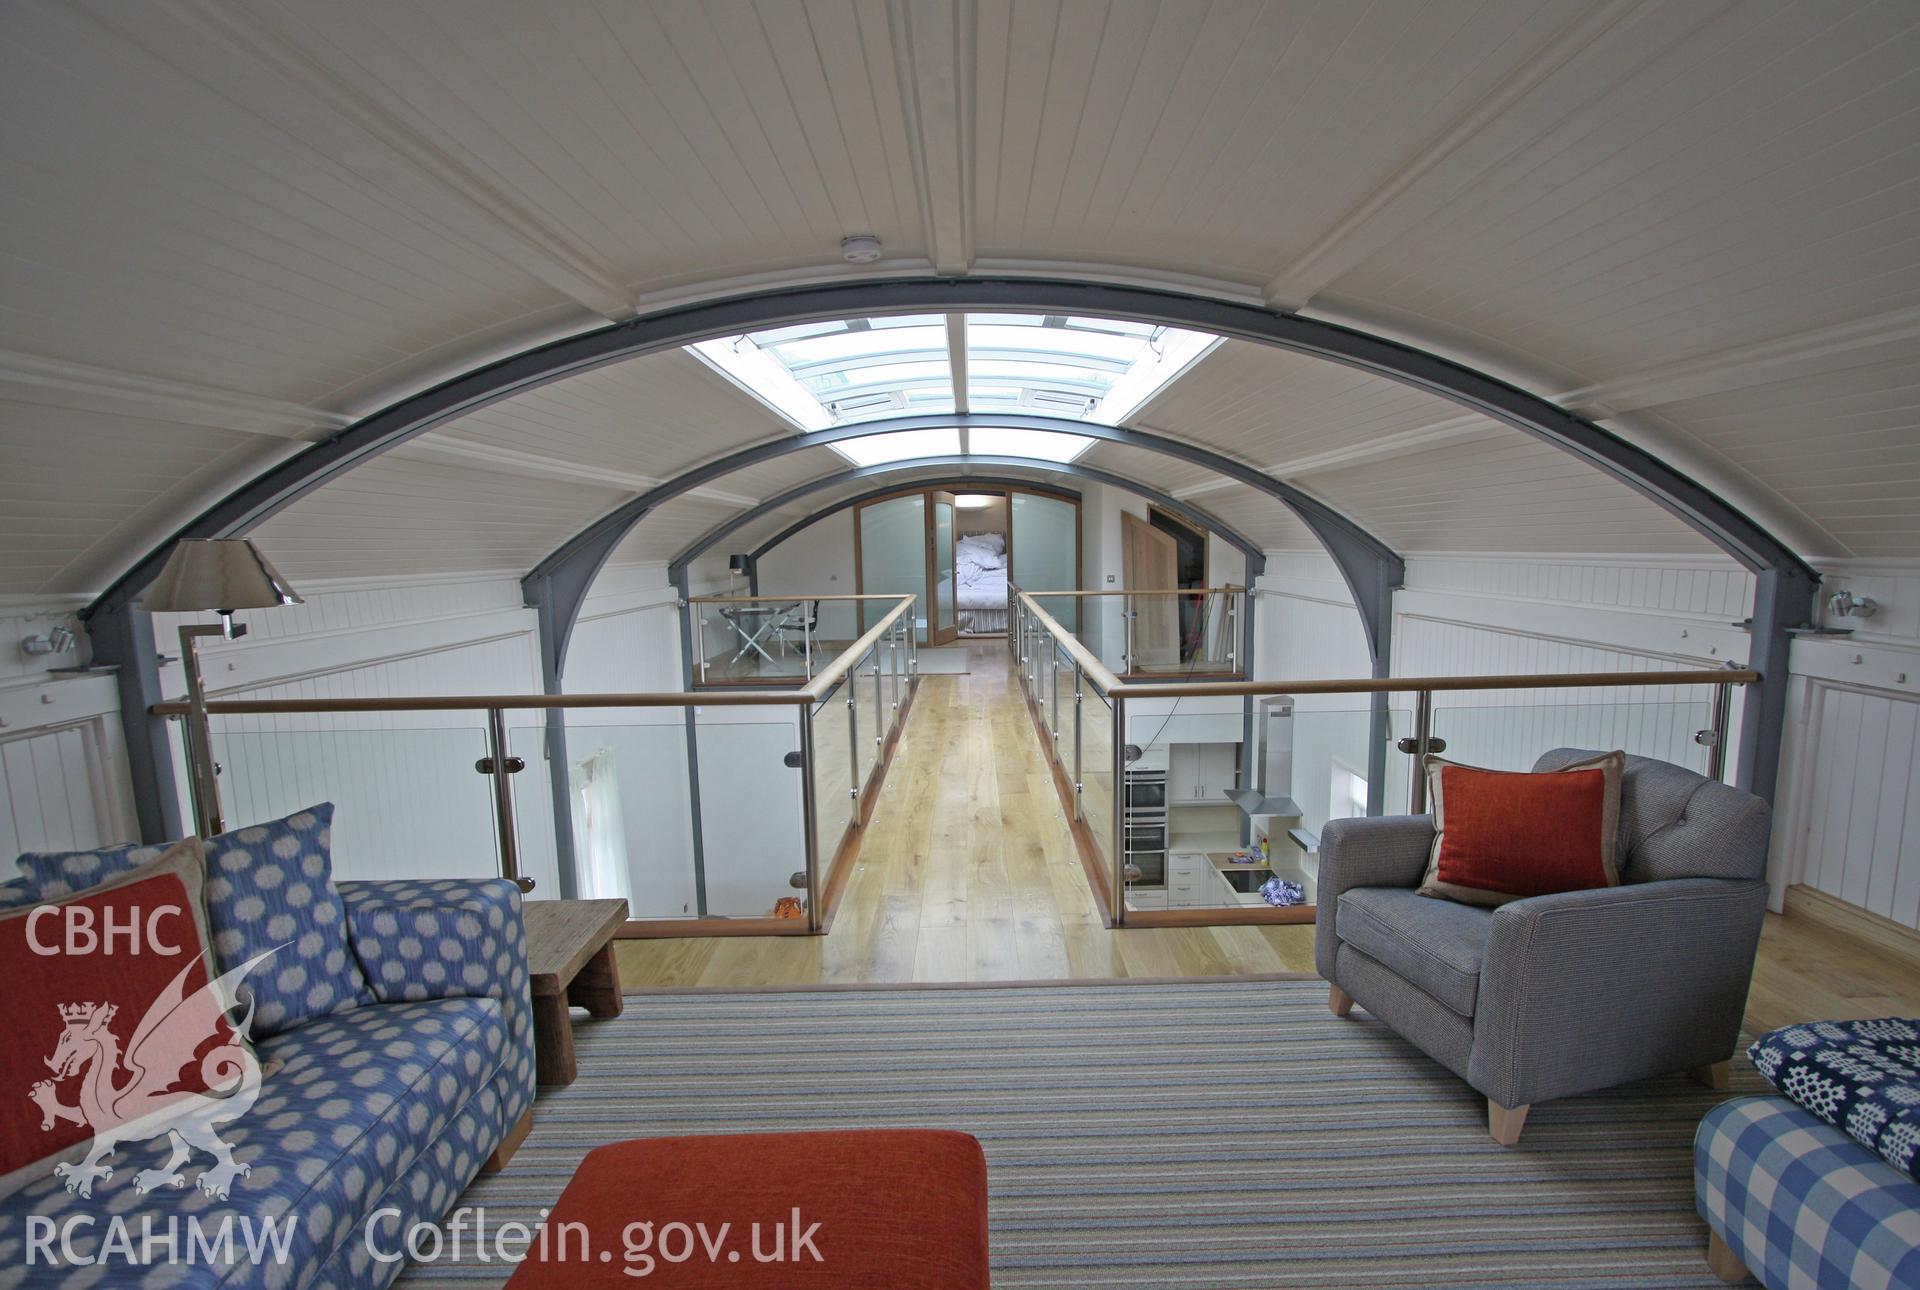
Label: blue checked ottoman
xmin=1695 ymin=1097 xmax=1920 ymax=1287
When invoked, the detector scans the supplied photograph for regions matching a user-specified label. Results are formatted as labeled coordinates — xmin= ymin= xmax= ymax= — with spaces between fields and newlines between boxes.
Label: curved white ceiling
xmin=4 ymin=0 xmax=1918 ymax=599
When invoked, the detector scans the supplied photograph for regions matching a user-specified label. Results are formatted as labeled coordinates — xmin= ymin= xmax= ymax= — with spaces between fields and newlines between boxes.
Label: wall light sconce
xmin=21 ymin=625 xmax=75 ymax=656
xmin=1827 ymin=589 xmax=1880 ymax=620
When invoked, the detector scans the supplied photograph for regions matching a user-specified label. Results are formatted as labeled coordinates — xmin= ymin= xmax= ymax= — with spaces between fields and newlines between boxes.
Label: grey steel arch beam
xmin=523 ymin=411 xmax=1375 ymax=684
xmin=666 ymin=459 xmax=1265 ymax=582
xmin=86 ymin=275 xmax=1813 ymax=811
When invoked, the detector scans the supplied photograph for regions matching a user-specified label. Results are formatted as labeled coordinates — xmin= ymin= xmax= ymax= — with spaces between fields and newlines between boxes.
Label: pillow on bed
xmin=957 ymin=533 xmax=1005 ymax=561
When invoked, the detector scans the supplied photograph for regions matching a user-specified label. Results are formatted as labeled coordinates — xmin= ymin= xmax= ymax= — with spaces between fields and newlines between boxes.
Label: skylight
xmin=968 ymin=426 xmax=1096 ymax=463
xmin=686 ymin=311 xmax=1218 ymax=466
xmin=831 ymin=427 xmax=961 ymax=467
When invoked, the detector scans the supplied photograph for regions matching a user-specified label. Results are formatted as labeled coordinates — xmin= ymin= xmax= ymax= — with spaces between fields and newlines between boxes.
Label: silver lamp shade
xmin=143 ymin=539 xmax=303 ymax=613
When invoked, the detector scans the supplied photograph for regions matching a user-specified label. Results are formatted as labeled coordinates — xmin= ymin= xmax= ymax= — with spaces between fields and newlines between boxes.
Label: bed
xmin=953 ymin=533 xmax=1009 ymax=633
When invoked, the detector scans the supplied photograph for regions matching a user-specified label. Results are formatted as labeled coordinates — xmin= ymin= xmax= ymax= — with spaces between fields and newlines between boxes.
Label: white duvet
xmin=953 ymin=533 xmax=1008 ymax=609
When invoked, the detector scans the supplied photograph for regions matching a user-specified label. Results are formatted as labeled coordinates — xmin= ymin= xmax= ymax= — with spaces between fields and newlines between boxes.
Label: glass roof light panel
xmin=964 ymin=315 xmax=1219 ymax=423
xmin=967 ymin=426 xmax=1096 ymax=463
xmin=690 ymin=316 xmax=954 ymax=431
xmin=831 ymin=427 xmax=961 ymax=467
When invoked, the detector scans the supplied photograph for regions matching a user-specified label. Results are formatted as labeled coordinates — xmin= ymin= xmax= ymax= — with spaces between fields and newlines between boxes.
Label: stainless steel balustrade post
xmin=871 ymin=643 xmax=884 ymax=751
xmin=694 ymin=605 xmax=706 ymax=686
xmin=1050 ymin=644 xmax=1060 ymax=748
xmin=1123 ymin=596 xmax=1135 ymax=676
xmin=483 ymin=707 xmax=528 ymax=889
xmin=1226 ymin=592 xmax=1238 ymax=673
xmin=891 ymin=621 xmax=903 ymax=719
xmin=1073 ymin=664 xmax=1084 ymax=822
xmin=847 ymin=680 xmax=861 ymax=828
xmin=1408 ymin=689 xmax=1435 ymax=815
xmin=1112 ymin=694 xmax=1127 ymax=926
xmin=798 ymin=706 xmax=822 ymax=931
xmin=1705 ymin=675 xmax=1734 ymax=782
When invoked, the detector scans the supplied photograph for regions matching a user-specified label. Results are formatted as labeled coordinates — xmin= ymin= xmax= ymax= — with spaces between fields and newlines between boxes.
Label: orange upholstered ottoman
xmin=504 ymin=1130 xmax=990 ymax=1288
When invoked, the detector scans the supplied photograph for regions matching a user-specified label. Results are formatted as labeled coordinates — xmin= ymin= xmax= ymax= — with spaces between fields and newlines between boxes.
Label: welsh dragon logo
xmin=30 ymin=950 xmax=274 ymax=1200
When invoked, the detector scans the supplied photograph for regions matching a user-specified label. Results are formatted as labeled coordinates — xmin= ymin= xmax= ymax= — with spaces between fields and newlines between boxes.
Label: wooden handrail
xmin=1017 ymin=586 xmax=1247 ymax=598
xmin=687 ymin=593 xmax=908 ymax=603
xmin=1113 ymin=669 xmax=1758 ymax=699
xmin=151 ymin=595 xmax=918 ymax=717
xmin=150 ymin=591 xmax=1749 ymax=718
xmin=1014 ymin=591 xmax=1754 ymax=699
xmin=152 ymin=690 xmax=814 ymax=715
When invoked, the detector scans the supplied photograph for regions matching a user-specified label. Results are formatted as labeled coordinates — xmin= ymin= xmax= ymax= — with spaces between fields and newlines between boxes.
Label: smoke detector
xmin=839 ymin=234 xmax=883 ymax=264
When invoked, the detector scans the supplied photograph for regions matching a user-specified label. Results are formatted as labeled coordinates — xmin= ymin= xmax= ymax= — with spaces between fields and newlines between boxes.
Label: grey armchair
xmin=1316 ymin=748 xmax=1773 ymax=1145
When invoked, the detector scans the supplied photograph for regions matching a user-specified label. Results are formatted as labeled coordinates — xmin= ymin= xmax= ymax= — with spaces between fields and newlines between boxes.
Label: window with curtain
xmin=571 ymin=746 xmax=632 ymax=906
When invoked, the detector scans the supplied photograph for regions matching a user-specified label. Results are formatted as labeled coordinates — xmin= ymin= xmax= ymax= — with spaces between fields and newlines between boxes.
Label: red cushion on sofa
xmin=1418 ymin=751 xmax=1624 ymax=907
xmin=504 ymin=1129 xmax=989 ymax=1288
xmin=1 ymin=840 xmax=241 ymax=1197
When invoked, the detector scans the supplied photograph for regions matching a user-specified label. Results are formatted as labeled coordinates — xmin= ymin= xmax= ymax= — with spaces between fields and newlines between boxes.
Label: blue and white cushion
xmin=1750 ymin=1018 xmax=1920 ymax=1182
xmin=339 ymin=879 xmax=537 ymax=1116
xmin=12 ymin=840 xmax=174 ymax=902
xmin=200 ymin=803 xmax=372 ymax=1037
xmin=0 ymin=877 xmax=33 ymax=912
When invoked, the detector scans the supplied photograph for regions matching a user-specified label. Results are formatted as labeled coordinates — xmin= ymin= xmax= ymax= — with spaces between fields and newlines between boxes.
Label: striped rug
xmin=399 ymin=979 xmax=1769 ymax=1287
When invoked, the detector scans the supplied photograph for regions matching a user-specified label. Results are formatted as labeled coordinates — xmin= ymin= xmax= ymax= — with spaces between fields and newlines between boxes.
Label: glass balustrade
xmin=1009 ymin=588 xmax=1747 ymax=929
xmin=207 ymin=717 xmax=499 ymax=885
xmin=161 ymin=596 xmax=921 ymax=933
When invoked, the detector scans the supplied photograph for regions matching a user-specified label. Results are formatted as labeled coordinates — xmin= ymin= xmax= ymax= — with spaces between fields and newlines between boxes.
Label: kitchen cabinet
xmin=1168 ymin=742 xmax=1239 ymax=804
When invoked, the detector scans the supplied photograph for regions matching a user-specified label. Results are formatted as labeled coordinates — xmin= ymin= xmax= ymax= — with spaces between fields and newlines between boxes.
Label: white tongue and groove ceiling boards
xmin=4 ymin=1 xmax=1919 ymax=600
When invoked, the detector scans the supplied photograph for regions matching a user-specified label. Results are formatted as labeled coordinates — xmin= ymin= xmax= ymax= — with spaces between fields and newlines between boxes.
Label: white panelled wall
xmin=0 ymin=603 xmax=135 ymax=855
xmin=1254 ymin=551 xmax=1920 ymax=930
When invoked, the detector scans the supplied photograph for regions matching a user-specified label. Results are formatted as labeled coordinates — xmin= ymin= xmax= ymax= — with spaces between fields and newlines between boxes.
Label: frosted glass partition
xmin=210 ymin=718 xmax=498 ymax=884
xmin=1431 ymin=698 xmax=1714 ymax=778
xmin=932 ymin=496 xmax=955 ymax=637
xmin=859 ymin=494 xmax=927 ymax=641
xmin=693 ymin=705 xmax=807 ymax=918
xmin=514 ymin=712 xmax=697 ymax=917
xmin=1011 ymin=493 xmax=1078 ymax=633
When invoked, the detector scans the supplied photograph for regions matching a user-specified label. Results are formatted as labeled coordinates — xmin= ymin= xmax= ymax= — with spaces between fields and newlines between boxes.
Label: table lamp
xmin=143 ymin=538 xmax=303 ymax=836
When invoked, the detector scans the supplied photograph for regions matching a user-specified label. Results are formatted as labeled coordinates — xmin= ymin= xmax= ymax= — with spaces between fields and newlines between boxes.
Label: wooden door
xmin=1122 ymin=511 xmax=1179 ymax=672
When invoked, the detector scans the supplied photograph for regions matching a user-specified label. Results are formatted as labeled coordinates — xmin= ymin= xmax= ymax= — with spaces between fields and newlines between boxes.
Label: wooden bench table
xmin=523 ymin=898 xmax=628 ymax=1087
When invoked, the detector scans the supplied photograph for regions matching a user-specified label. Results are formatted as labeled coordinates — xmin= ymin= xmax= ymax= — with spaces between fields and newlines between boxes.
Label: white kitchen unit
xmin=1168 ymin=742 xmax=1238 ymax=804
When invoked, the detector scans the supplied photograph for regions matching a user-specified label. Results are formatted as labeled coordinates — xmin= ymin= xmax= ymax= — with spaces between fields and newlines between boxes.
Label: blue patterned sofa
xmin=1 ymin=878 xmax=536 ymax=1289
xmin=1696 ymin=1097 xmax=1920 ymax=1287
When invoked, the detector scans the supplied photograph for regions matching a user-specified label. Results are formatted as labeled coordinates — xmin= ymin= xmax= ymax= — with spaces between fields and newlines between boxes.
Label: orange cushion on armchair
xmin=1418 ymin=751 xmax=1624 ymax=907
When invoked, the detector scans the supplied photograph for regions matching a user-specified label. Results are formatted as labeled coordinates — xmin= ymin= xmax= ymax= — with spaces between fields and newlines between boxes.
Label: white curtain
xmin=570 ymin=745 xmax=632 ymax=905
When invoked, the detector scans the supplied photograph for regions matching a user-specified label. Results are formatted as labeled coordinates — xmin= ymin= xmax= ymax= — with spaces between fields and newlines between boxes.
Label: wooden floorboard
xmin=616 ymin=639 xmax=1920 ymax=1036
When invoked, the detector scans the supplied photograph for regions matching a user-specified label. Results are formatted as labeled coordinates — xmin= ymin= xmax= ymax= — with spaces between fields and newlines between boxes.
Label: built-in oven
xmin=1123 ymin=769 xmax=1170 ymax=885
xmin=1124 ymin=771 xmax=1168 ymax=813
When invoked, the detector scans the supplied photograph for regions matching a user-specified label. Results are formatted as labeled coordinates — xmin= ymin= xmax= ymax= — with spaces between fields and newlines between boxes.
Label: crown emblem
xmin=58 ymin=1003 xmax=98 ymax=1026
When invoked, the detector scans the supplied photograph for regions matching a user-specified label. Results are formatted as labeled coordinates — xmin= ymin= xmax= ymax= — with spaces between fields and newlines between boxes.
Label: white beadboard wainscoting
xmin=0 ymin=603 xmax=139 ymax=856
xmin=1253 ymin=552 xmax=1920 ymax=930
